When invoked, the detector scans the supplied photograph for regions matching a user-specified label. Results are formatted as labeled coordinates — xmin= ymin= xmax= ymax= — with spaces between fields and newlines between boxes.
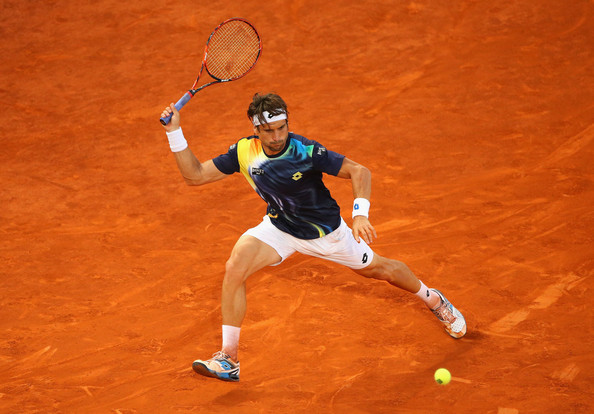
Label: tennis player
xmin=160 ymin=93 xmax=467 ymax=382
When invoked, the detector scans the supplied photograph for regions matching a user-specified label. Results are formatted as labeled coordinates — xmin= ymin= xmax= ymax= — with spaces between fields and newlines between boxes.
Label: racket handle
xmin=159 ymin=91 xmax=194 ymax=125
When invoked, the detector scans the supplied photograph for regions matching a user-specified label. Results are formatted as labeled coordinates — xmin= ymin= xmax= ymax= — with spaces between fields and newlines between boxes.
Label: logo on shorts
xmin=292 ymin=171 xmax=303 ymax=181
xmin=362 ymin=253 xmax=368 ymax=264
xmin=252 ymin=167 xmax=265 ymax=175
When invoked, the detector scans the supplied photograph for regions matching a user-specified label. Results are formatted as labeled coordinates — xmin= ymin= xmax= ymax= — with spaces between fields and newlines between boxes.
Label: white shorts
xmin=243 ymin=215 xmax=374 ymax=269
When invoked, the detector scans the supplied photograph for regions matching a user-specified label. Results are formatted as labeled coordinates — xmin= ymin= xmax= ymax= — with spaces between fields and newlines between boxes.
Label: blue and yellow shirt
xmin=212 ymin=132 xmax=345 ymax=240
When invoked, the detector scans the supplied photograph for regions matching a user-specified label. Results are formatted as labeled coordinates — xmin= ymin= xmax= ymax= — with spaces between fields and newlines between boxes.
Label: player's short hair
xmin=247 ymin=93 xmax=289 ymax=128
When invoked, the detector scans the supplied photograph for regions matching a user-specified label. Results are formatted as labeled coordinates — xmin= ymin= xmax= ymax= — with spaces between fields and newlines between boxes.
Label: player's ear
xmin=253 ymin=125 xmax=259 ymax=135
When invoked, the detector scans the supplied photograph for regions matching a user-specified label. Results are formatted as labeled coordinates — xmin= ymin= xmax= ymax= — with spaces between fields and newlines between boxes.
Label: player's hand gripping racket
xmin=160 ymin=18 xmax=262 ymax=125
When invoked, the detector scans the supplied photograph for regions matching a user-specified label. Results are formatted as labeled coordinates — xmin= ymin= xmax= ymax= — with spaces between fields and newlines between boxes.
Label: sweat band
xmin=252 ymin=111 xmax=287 ymax=126
xmin=166 ymin=127 xmax=188 ymax=152
xmin=352 ymin=198 xmax=370 ymax=218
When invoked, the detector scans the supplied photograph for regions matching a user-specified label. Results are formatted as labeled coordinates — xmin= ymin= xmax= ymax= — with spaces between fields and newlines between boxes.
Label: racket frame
xmin=160 ymin=17 xmax=261 ymax=126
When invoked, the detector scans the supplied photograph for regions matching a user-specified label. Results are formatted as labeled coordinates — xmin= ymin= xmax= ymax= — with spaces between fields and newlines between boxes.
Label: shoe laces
xmin=433 ymin=300 xmax=455 ymax=324
xmin=211 ymin=351 xmax=240 ymax=366
xmin=211 ymin=351 xmax=231 ymax=361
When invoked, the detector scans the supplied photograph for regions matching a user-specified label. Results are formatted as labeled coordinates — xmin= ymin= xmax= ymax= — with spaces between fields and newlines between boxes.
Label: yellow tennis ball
xmin=434 ymin=368 xmax=451 ymax=385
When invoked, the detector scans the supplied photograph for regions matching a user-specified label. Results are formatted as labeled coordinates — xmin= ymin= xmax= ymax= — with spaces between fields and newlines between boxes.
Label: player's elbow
xmin=179 ymin=164 xmax=209 ymax=186
xmin=180 ymin=170 xmax=206 ymax=185
xmin=352 ymin=164 xmax=371 ymax=179
xmin=183 ymin=178 xmax=200 ymax=186
xmin=338 ymin=158 xmax=371 ymax=180
xmin=183 ymin=176 xmax=207 ymax=186
xmin=182 ymin=170 xmax=225 ymax=186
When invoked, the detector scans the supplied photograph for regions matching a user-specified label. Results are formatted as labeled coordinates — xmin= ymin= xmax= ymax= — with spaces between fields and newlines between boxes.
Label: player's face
xmin=255 ymin=120 xmax=289 ymax=155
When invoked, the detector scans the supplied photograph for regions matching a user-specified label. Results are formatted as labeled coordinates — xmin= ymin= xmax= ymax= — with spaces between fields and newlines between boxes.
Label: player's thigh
xmin=226 ymin=234 xmax=282 ymax=278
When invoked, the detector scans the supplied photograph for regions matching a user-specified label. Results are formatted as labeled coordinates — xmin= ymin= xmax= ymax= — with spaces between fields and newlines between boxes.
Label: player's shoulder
xmin=289 ymin=133 xmax=328 ymax=155
xmin=227 ymin=135 xmax=259 ymax=151
xmin=288 ymin=132 xmax=316 ymax=146
xmin=289 ymin=132 xmax=333 ymax=156
xmin=238 ymin=134 xmax=259 ymax=143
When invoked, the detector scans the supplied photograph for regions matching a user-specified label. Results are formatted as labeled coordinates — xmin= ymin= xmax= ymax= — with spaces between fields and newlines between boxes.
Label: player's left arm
xmin=336 ymin=157 xmax=378 ymax=244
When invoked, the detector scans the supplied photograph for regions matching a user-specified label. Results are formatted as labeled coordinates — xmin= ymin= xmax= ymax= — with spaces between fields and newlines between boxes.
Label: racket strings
xmin=206 ymin=21 xmax=261 ymax=80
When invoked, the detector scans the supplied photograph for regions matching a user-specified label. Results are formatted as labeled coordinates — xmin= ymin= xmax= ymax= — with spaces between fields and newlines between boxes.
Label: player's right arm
xmin=160 ymin=103 xmax=227 ymax=186
xmin=173 ymin=150 xmax=226 ymax=186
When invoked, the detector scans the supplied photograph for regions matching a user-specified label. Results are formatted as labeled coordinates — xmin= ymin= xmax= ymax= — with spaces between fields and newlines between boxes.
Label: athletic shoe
xmin=430 ymin=289 xmax=467 ymax=339
xmin=192 ymin=351 xmax=240 ymax=382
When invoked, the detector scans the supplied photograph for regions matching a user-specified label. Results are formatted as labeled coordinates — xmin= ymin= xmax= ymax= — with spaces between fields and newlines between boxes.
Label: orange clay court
xmin=1 ymin=1 xmax=593 ymax=413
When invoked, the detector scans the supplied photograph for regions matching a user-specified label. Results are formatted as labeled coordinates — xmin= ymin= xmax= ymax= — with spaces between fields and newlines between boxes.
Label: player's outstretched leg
xmin=192 ymin=351 xmax=240 ymax=382
xmin=354 ymin=254 xmax=467 ymax=338
xmin=429 ymin=289 xmax=467 ymax=338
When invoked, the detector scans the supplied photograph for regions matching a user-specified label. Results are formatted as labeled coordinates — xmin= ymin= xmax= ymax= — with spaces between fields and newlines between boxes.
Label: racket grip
xmin=159 ymin=92 xmax=193 ymax=125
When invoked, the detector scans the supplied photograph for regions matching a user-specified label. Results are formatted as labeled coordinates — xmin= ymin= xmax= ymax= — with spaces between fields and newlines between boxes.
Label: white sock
xmin=415 ymin=281 xmax=440 ymax=309
xmin=222 ymin=325 xmax=240 ymax=357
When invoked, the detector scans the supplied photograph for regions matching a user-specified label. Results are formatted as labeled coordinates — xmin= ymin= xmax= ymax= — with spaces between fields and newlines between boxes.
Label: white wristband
xmin=352 ymin=198 xmax=370 ymax=218
xmin=166 ymin=127 xmax=188 ymax=152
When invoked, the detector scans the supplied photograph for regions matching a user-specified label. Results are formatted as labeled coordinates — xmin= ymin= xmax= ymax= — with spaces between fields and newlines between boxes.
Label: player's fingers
xmin=359 ymin=226 xmax=372 ymax=244
xmin=360 ymin=233 xmax=369 ymax=244
xmin=362 ymin=225 xmax=376 ymax=244
xmin=368 ymin=225 xmax=377 ymax=240
xmin=352 ymin=227 xmax=361 ymax=243
xmin=361 ymin=228 xmax=372 ymax=244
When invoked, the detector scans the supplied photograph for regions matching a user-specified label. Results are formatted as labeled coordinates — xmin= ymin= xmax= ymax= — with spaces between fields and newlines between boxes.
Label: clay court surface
xmin=1 ymin=1 xmax=593 ymax=413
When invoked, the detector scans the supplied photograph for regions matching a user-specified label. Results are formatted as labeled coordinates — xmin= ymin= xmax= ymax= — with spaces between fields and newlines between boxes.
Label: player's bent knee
xmin=354 ymin=255 xmax=387 ymax=280
xmin=223 ymin=258 xmax=248 ymax=287
xmin=354 ymin=255 xmax=407 ymax=282
xmin=392 ymin=259 xmax=409 ymax=275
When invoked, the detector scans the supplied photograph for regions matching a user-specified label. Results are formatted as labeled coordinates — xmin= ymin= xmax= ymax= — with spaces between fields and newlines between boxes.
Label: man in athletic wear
xmin=160 ymin=93 xmax=466 ymax=382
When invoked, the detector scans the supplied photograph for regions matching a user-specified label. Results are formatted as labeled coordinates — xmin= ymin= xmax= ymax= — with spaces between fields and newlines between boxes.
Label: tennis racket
xmin=160 ymin=18 xmax=262 ymax=125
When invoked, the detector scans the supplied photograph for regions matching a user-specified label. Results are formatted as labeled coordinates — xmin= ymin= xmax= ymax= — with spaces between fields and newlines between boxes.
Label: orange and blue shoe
xmin=430 ymin=289 xmax=467 ymax=339
xmin=192 ymin=351 xmax=240 ymax=382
